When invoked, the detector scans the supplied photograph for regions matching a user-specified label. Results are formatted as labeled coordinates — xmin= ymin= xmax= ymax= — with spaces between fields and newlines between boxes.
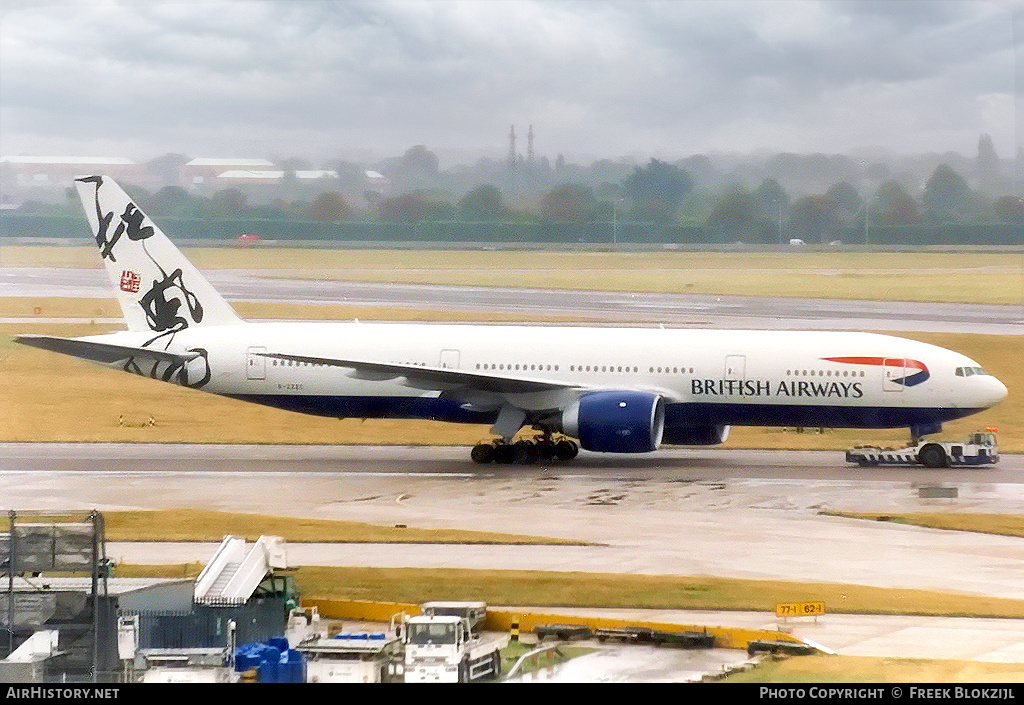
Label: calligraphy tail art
xmin=76 ymin=175 xmax=244 ymax=335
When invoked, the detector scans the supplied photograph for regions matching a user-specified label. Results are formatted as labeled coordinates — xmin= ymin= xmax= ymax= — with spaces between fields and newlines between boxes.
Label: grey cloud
xmin=0 ymin=0 xmax=1018 ymax=161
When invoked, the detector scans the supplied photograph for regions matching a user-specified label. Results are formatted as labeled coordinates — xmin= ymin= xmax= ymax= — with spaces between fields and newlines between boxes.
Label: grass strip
xmin=4 ymin=246 xmax=1022 ymax=304
xmin=723 ymin=655 xmax=1024 ymax=683
xmin=822 ymin=511 xmax=1024 ymax=539
xmin=111 ymin=564 xmax=1024 ymax=619
xmin=95 ymin=509 xmax=590 ymax=545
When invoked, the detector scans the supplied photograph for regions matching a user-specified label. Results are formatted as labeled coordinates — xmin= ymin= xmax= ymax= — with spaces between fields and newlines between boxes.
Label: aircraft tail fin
xmin=75 ymin=175 xmax=244 ymax=333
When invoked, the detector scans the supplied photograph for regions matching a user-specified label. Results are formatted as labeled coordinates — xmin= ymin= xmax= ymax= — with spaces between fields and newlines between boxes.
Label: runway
xmin=3 ymin=444 xmax=1024 ymax=601
xmin=3 ymin=266 xmax=1022 ymax=333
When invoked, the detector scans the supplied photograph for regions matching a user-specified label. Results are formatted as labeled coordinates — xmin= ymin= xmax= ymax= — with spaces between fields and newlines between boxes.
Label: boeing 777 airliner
xmin=16 ymin=176 xmax=1008 ymax=465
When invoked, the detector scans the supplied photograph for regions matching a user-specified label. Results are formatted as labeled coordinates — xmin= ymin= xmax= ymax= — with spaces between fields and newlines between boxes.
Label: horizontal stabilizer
xmin=15 ymin=335 xmax=198 ymax=366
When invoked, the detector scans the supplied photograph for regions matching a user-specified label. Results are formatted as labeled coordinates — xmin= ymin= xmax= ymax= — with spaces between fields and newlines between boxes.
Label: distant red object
xmin=236 ymin=234 xmax=260 ymax=247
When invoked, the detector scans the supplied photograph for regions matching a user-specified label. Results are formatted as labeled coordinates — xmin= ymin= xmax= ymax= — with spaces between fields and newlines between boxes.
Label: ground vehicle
xmin=402 ymin=601 xmax=508 ymax=683
xmin=298 ymin=631 xmax=402 ymax=683
xmin=846 ymin=431 xmax=998 ymax=468
xmin=535 ymin=623 xmax=593 ymax=642
xmin=593 ymin=626 xmax=715 ymax=648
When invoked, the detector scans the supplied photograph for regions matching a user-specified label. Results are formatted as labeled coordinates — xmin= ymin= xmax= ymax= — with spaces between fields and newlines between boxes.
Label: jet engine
xmin=662 ymin=424 xmax=730 ymax=446
xmin=561 ymin=391 xmax=665 ymax=453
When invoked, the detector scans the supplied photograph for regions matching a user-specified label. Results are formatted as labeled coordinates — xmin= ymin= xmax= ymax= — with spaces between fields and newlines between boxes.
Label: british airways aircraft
xmin=16 ymin=176 xmax=1008 ymax=465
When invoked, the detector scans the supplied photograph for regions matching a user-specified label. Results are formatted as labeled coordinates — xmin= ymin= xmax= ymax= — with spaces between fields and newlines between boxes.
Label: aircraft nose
xmin=981 ymin=375 xmax=1008 ymax=408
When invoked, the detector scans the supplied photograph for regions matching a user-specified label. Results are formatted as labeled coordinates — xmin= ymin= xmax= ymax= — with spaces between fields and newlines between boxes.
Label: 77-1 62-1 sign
xmin=776 ymin=601 xmax=826 ymax=618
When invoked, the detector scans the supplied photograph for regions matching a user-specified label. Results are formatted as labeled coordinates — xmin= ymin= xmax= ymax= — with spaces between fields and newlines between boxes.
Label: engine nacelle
xmin=562 ymin=391 xmax=665 ymax=453
xmin=662 ymin=424 xmax=730 ymax=446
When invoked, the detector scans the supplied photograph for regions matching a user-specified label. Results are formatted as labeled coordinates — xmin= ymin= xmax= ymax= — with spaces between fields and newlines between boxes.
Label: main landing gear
xmin=470 ymin=436 xmax=580 ymax=465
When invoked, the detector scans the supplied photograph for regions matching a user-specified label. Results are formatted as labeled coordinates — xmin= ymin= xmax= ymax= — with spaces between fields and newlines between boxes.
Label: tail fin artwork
xmin=75 ymin=175 xmax=244 ymax=335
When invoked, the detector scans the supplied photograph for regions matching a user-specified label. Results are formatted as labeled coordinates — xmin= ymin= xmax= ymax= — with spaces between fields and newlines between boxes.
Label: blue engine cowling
xmin=562 ymin=391 xmax=665 ymax=453
xmin=662 ymin=424 xmax=730 ymax=446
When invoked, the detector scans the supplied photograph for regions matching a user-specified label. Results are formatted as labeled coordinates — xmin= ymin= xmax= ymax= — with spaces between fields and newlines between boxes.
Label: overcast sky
xmin=1 ymin=0 xmax=1020 ymax=167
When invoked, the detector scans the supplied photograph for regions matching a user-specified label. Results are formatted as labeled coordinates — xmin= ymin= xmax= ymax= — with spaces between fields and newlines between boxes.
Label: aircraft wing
xmin=15 ymin=335 xmax=199 ymax=366
xmin=258 ymin=352 xmax=579 ymax=395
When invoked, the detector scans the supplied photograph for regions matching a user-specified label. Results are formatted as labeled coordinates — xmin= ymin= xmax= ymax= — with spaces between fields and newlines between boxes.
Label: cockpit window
xmin=955 ymin=366 xmax=989 ymax=377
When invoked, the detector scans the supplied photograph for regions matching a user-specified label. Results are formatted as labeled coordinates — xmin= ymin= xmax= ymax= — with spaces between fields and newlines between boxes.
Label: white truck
xmin=846 ymin=430 xmax=999 ymax=468
xmin=298 ymin=631 xmax=402 ymax=683
xmin=401 ymin=601 xmax=508 ymax=683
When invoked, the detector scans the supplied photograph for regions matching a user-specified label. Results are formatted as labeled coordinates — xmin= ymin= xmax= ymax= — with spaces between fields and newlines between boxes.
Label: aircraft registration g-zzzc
xmin=16 ymin=176 xmax=1008 ymax=466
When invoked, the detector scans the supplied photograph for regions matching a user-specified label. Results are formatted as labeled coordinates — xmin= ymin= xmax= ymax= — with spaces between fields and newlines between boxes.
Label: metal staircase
xmin=193 ymin=536 xmax=287 ymax=605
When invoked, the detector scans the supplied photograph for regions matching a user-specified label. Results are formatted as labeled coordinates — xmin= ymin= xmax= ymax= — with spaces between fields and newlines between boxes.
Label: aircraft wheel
xmin=471 ymin=443 xmax=495 ymax=464
xmin=555 ymin=440 xmax=579 ymax=461
xmin=536 ymin=439 xmax=557 ymax=461
xmin=513 ymin=440 xmax=538 ymax=465
xmin=492 ymin=443 xmax=517 ymax=465
xmin=918 ymin=443 xmax=948 ymax=468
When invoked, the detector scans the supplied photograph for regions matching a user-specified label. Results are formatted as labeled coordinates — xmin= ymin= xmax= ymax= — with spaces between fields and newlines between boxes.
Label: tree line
xmin=4 ymin=148 xmax=1022 ymax=245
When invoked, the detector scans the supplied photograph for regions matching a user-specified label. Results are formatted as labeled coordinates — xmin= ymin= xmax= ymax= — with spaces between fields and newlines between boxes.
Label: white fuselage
xmin=85 ymin=322 xmax=1007 ymax=436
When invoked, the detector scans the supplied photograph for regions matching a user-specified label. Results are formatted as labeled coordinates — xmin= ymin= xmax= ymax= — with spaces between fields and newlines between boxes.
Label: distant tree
xmin=864 ymin=163 xmax=891 ymax=182
xmin=209 ymin=189 xmax=247 ymax=219
xmin=765 ymin=152 xmax=859 ymax=186
xmin=705 ymin=186 xmax=758 ymax=241
xmin=922 ymin=164 xmax=974 ymax=221
xmin=872 ymin=181 xmax=918 ymax=224
xmin=402 ymin=145 xmax=439 ymax=178
xmin=993 ymin=196 xmax=1024 ymax=223
xmin=459 ymin=184 xmax=505 ymax=221
xmin=594 ymin=182 xmax=623 ymax=203
xmin=379 ymin=193 xmax=429 ymax=222
xmin=753 ymin=178 xmax=790 ymax=222
xmin=425 ymin=201 xmax=457 ymax=221
xmin=250 ymin=199 xmax=295 ymax=220
xmin=676 ymin=154 xmax=720 ymax=186
xmin=147 ymin=185 xmax=196 ymax=218
xmin=539 ymin=184 xmax=597 ymax=222
xmin=622 ymin=158 xmax=694 ymax=222
xmin=307 ymin=192 xmax=352 ymax=221
xmin=977 ymin=133 xmax=1000 ymax=190
xmin=824 ymin=182 xmax=863 ymax=216
xmin=789 ymin=195 xmax=837 ymax=243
